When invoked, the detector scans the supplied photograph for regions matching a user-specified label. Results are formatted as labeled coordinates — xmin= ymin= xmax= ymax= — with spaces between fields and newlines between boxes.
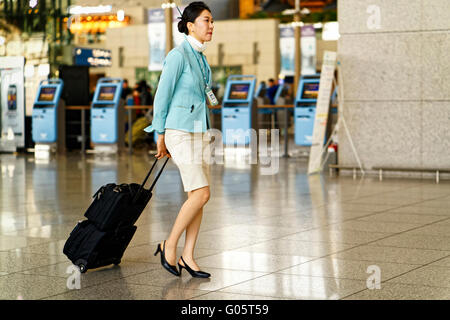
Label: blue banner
xmin=74 ymin=48 xmax=112 ymax=67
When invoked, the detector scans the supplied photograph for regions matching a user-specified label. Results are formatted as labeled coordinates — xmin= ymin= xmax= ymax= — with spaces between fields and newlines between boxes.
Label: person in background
xmin=121 ymin=79 xmax=132 ymax=101
xmin=137 ymin=80 xmax=154 ymax=106
xmin=266 ymin=78 xmax=279 ymax=105
xmin=132 ymin=85 xmax=141 ymax=106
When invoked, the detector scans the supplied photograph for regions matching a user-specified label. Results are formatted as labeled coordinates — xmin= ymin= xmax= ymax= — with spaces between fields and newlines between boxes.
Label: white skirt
xmin=164 ymin=129 xmax=211 ymax=192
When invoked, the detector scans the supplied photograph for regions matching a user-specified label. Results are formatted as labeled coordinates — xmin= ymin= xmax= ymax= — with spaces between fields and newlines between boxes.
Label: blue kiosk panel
xmin=295 ymin=76 xmax=320 ymax=146
xmin=32 ymin=79 xmax=64 ymax=143
xmin=91 ymin=78 xmax=123 ymax=144
xmin=221 ymin=76 xmax=257 ymax=146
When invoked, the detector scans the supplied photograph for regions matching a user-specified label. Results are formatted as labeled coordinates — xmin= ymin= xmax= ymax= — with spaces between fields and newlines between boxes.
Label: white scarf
xmin=186 ymin=35 xmax=207 ymax=53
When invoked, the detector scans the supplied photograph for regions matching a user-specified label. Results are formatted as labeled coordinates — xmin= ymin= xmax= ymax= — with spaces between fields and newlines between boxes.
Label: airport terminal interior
xmin=1 ymin=0 xmax=450 ymax=300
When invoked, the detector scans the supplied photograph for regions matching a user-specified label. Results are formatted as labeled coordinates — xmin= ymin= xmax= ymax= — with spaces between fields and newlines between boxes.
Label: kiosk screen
xmin=7 ymin=85 xmax=17 ymax=110
xmin=38 ymin=87 xmax=57 ymax=102
xmin=228 ymin=83 xmax=250 ymax=100
xmin=302 ymin=83 xmax=319 ymax=100
xmin=98 ymin=86 xmax=117 ymax=101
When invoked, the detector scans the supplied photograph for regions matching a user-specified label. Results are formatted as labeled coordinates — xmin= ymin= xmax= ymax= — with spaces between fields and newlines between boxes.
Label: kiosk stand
xmin=32 ymin=79 xmax=65 ymax=158
xmin=0 ymin=57 xmax=25 ymax=152
xmin=294 ymin=74 xmax=320 ymax=146
xmin=222 ymin=75 xmax=258 ymax=146
xmin=90 ymin=78 xmax=125 ymax=154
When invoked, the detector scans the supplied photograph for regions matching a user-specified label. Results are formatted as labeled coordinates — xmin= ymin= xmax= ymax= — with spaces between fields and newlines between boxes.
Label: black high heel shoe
xmin=154 ymin=241 xmax=180 ymax=277
xmin=178 ymin=256 xmax=211 ymax=278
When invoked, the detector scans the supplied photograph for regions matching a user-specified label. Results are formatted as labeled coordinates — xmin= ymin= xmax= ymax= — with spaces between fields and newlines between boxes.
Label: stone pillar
xmin=337 ymin=0 xmax=450 ymax=169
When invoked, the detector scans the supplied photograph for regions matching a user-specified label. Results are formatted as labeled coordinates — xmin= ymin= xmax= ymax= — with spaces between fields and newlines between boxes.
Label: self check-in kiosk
xmin=294 ymin=74 xmax=320 ymax=146
xmin=90 ymin=78 xmax=125 ymax=153
xmin=32 ymin=79 xmax=65 ymax=156
xmin=222 ymin=75 xmax=258 ymax=146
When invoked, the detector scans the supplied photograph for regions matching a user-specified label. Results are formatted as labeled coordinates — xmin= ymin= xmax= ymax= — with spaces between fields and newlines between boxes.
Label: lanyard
xmin=188 ymin=43 xmax=210 ymax=89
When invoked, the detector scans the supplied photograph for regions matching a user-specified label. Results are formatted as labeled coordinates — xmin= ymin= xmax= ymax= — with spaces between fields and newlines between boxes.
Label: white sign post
xmin=307 ymin=51 xmax=337 ymax=174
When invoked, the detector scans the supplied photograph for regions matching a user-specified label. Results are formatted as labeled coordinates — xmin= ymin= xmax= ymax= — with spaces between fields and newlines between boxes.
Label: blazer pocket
xmin=174 ymin=105 xmax=190 ymax=110
xmin=175 ymin=105 xmax=195 ymax=113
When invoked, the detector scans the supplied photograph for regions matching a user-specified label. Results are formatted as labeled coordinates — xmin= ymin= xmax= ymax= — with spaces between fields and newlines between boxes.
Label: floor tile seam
xmin=5 ymin=260 xmax=76 ymax=277
xmin=0 ymin=248 xmax=69 ymax=261
xmin=194 ymin=272 xmax=285 ymax=299
xmin=366 ymin=242 xmax=450 ymax=252
xmin=340 ymin=262 xmax=450 ymax=300
xmin=110 ymin=277 xmax=216 ymax=294
xmin=338 ymin=186 xmax=429 ymax=201
xmin=267 ymin=238 xmax=434 ymax=276
xmin=39 ymin=260 xmax=168 ymax=294
xmin=213 ymin=273 xmax=367 ymax=300
xmin=354 ymin=217 xmax=450 ymax=249
xmin=273 ymin=270 xmax=383 ymax=284
xmin=354 ymin=216 xmax=450 ymax=224
xmin=187 ymin=290 xmax=283 ymax=300
xmin=345 ymin=190 xmax=450 ymax=202
xmin=377 ymin=253 xmax=450 ymax=286
xmin=341 ymin=199 xmax=431 ymax=208
xmin=386 ymin=210 xmax=450 ymax=216
xmin=5 ymin=270 xmax=115 ymax=300
xmin=4 ymin=247 xmax=67 ymax=256
xmin=36 ymin=276 xmax=186 ymax=300
xmin=248 ymin=242 xmax=378 ymax=279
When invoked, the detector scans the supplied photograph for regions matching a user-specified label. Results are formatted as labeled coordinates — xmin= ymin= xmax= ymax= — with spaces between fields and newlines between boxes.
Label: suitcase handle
xmin=133 ymin=157 xmax=169 ymax=204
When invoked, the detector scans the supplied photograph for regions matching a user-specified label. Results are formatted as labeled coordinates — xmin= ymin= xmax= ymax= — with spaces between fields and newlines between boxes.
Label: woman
xmin=144 ymin=2 xmax=215 ymax=278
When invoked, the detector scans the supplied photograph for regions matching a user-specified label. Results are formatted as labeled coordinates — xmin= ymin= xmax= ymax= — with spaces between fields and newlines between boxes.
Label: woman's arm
xmin=150 ymin=49 xmax=185 ymax=134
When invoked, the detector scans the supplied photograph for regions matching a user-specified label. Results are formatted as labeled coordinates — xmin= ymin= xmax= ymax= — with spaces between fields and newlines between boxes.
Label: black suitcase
xmin=63 ymin=220 xmax=136 ymax=273
xmin=63 ymin=157 xmax=169 ymax=273
xmin=85 ymin=157 xmax=169 ymax=231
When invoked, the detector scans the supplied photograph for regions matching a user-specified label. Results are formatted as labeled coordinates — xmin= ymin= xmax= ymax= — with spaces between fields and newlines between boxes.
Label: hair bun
xmin=177 ymin=19 xmax=188 ymax=34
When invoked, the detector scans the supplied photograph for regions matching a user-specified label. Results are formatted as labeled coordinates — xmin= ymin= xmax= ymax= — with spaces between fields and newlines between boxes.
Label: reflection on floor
xmin=1 ymin=152 xmax=450 ymax=300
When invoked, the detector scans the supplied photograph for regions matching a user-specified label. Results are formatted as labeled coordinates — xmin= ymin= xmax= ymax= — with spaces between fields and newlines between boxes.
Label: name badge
xmin=205 ymin=87 xmax=218 ymax=106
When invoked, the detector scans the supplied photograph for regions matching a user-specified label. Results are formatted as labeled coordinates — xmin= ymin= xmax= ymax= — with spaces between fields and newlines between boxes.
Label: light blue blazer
xmin=144 ymin=39 xmax=212 ymax=134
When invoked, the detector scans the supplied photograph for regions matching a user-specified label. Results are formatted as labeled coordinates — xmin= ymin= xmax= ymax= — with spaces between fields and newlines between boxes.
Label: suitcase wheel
xmin=75 ymin=259 xmax=88 ymax=273
xmin=78 ymin=263 xmax=87 ymax=273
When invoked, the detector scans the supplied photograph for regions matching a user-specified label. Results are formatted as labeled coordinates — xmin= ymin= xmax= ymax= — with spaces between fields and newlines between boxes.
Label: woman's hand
xmin=155 ymin=134 xmax=171 ymax=159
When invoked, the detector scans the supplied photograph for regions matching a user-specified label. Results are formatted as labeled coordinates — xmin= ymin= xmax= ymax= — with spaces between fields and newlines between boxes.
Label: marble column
xmin=337 ymin=0 xmax=450 ymax=170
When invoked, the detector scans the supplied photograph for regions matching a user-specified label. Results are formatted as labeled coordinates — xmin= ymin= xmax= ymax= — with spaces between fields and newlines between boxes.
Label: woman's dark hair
xmin=177 ymin=2 xmax=211 ymax=35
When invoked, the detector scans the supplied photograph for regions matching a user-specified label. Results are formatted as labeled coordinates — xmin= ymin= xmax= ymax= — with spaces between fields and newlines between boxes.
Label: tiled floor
xmin=1 ymin=151 xmax=450 ymax=300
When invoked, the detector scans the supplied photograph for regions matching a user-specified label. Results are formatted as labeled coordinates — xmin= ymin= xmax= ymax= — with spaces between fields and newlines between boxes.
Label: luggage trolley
xmin=90 ymin=78 xmax=125 ymax=153
xmin=31 ymin=78 xmax=66 ymax=156
xmin=221 ymin=75 xmax=258 ymax=146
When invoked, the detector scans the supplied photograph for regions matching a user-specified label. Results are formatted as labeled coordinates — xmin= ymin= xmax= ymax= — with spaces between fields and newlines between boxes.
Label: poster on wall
xmin=148 ymin=6 xmax=187 ymax=71
xmin=148 ymin=8 xmax=166 ymax=71
xmin=279 ymin=25 xmax=317 ymax=76
xmin=301 ymin=25 xmax=317 ymax=75
xmin=0 ymin=57 xmax=25 ymax=152
xmin=280 ymin=25 xmax=295 ymax=76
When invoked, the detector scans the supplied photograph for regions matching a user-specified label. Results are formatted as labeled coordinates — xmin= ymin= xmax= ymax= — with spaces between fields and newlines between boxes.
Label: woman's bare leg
xmin=181 ymin=206 xmax=203 ymax=270
xmin=162 ymin=186 xmax=210 ymax=265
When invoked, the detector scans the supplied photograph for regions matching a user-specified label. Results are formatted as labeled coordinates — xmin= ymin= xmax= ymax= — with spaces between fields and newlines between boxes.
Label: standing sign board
xmin=0 ymin=57 xmax=25 ymax=152
xmin=307 ymin=51 xmax=337 ymax=174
